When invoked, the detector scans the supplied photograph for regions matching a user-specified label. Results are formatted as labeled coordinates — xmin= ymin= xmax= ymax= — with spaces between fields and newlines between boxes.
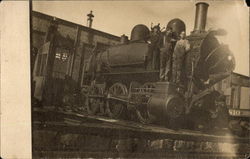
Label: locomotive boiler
xmin=83 ymin=2 xmax=235 ymax=129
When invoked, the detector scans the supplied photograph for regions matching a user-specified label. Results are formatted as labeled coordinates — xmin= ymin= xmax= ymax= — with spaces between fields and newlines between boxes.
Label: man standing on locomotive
xmin=148 ymin=24 xmax=162 ymax=70
xmin=172 ymin=31 xmax=190 ymax=86
xmin=159 ymin=27 xmax=177 ymax=81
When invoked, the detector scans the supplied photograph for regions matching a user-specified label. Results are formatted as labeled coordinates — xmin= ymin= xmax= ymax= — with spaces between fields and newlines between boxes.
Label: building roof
xmin=232 ymin=72 xmax=250 ymax=79
xmin=32 ymin=11 xmax=120 ymax=41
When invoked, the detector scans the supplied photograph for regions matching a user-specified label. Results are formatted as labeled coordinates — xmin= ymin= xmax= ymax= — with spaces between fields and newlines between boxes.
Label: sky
xmin=33 ymin=0 xmax=249 ymax=76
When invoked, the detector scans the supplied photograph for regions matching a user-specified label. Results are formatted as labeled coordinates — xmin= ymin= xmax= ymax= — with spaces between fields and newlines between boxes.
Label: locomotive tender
xmin=83 ymin=2 xmax=235 ymax=129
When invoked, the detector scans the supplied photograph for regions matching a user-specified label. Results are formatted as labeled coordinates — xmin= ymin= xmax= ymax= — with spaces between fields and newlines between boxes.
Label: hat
xmin=152 ymin=23 xmax=160 ymax=30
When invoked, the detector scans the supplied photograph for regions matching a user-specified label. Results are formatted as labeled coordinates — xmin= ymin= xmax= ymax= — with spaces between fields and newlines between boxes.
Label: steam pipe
xmin=193 ymin=2 xmax=209 ymax=33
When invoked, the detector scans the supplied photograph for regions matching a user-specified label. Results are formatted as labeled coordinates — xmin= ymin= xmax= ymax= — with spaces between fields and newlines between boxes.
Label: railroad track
xmin=32 ymin=107 xmax=250 ymax=158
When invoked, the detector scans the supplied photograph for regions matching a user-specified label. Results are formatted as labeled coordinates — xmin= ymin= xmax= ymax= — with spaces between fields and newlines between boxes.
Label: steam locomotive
xmin=32 ymin=2 xmax=241 ymax=132
xmin=82 ymin=2 xmax=235 ymax=130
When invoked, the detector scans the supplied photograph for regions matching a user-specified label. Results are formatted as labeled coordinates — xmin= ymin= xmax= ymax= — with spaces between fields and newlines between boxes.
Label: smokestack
xmin=193 ymin=2 xmax=209 ymax=34
xmin=87 ymin=10 xmax=94 ymax=28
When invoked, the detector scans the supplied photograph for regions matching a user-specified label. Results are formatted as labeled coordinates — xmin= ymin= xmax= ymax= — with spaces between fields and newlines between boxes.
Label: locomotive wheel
xmin=136 ymin=83 xmax=156 ymax=124
xmin=128 ymin=81 xmax=141 ymax=95
xmin=127 ymin=81 xmax=142 ymax=121
xmin=140 ymin=82 xmax=155 ymax=93
xmin=228 ymin=120 xmax=249 ymax=137
xmin=86 ymin=98 xmax=101 ymax=115
xmin=86 ymin=86 xmax=104 ymax=115
xmin=106 ymin=83 xmax=128 ymax=119
xmin=136 ymin=105 xmax=155 ymax=124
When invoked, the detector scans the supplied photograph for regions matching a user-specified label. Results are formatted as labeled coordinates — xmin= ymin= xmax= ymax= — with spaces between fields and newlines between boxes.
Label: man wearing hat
xmin=172 ymin=31 xmax=190 ymax=85
xmin=148 ymin=24 xmax=161 ymax=70
xmin=159 ymin=27 xmax=177 ymax=81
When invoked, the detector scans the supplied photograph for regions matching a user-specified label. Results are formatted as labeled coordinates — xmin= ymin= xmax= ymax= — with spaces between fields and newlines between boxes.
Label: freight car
xmin=82 ymin=2 xmax=235 ymax=130
xmin=214 ymin=73 xmax=250 ymax=136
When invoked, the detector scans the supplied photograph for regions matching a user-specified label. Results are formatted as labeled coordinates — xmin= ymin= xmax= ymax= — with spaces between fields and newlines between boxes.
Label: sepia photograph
xmin=1 ymin=0 xmax=250 ymax=158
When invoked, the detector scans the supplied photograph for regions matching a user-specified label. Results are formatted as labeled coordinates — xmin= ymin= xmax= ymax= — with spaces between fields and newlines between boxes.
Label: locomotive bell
xmin=130 ymin=24 xmax=150 ymax=42
xmin=166 ymin=19 xmax=186 ymax=37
